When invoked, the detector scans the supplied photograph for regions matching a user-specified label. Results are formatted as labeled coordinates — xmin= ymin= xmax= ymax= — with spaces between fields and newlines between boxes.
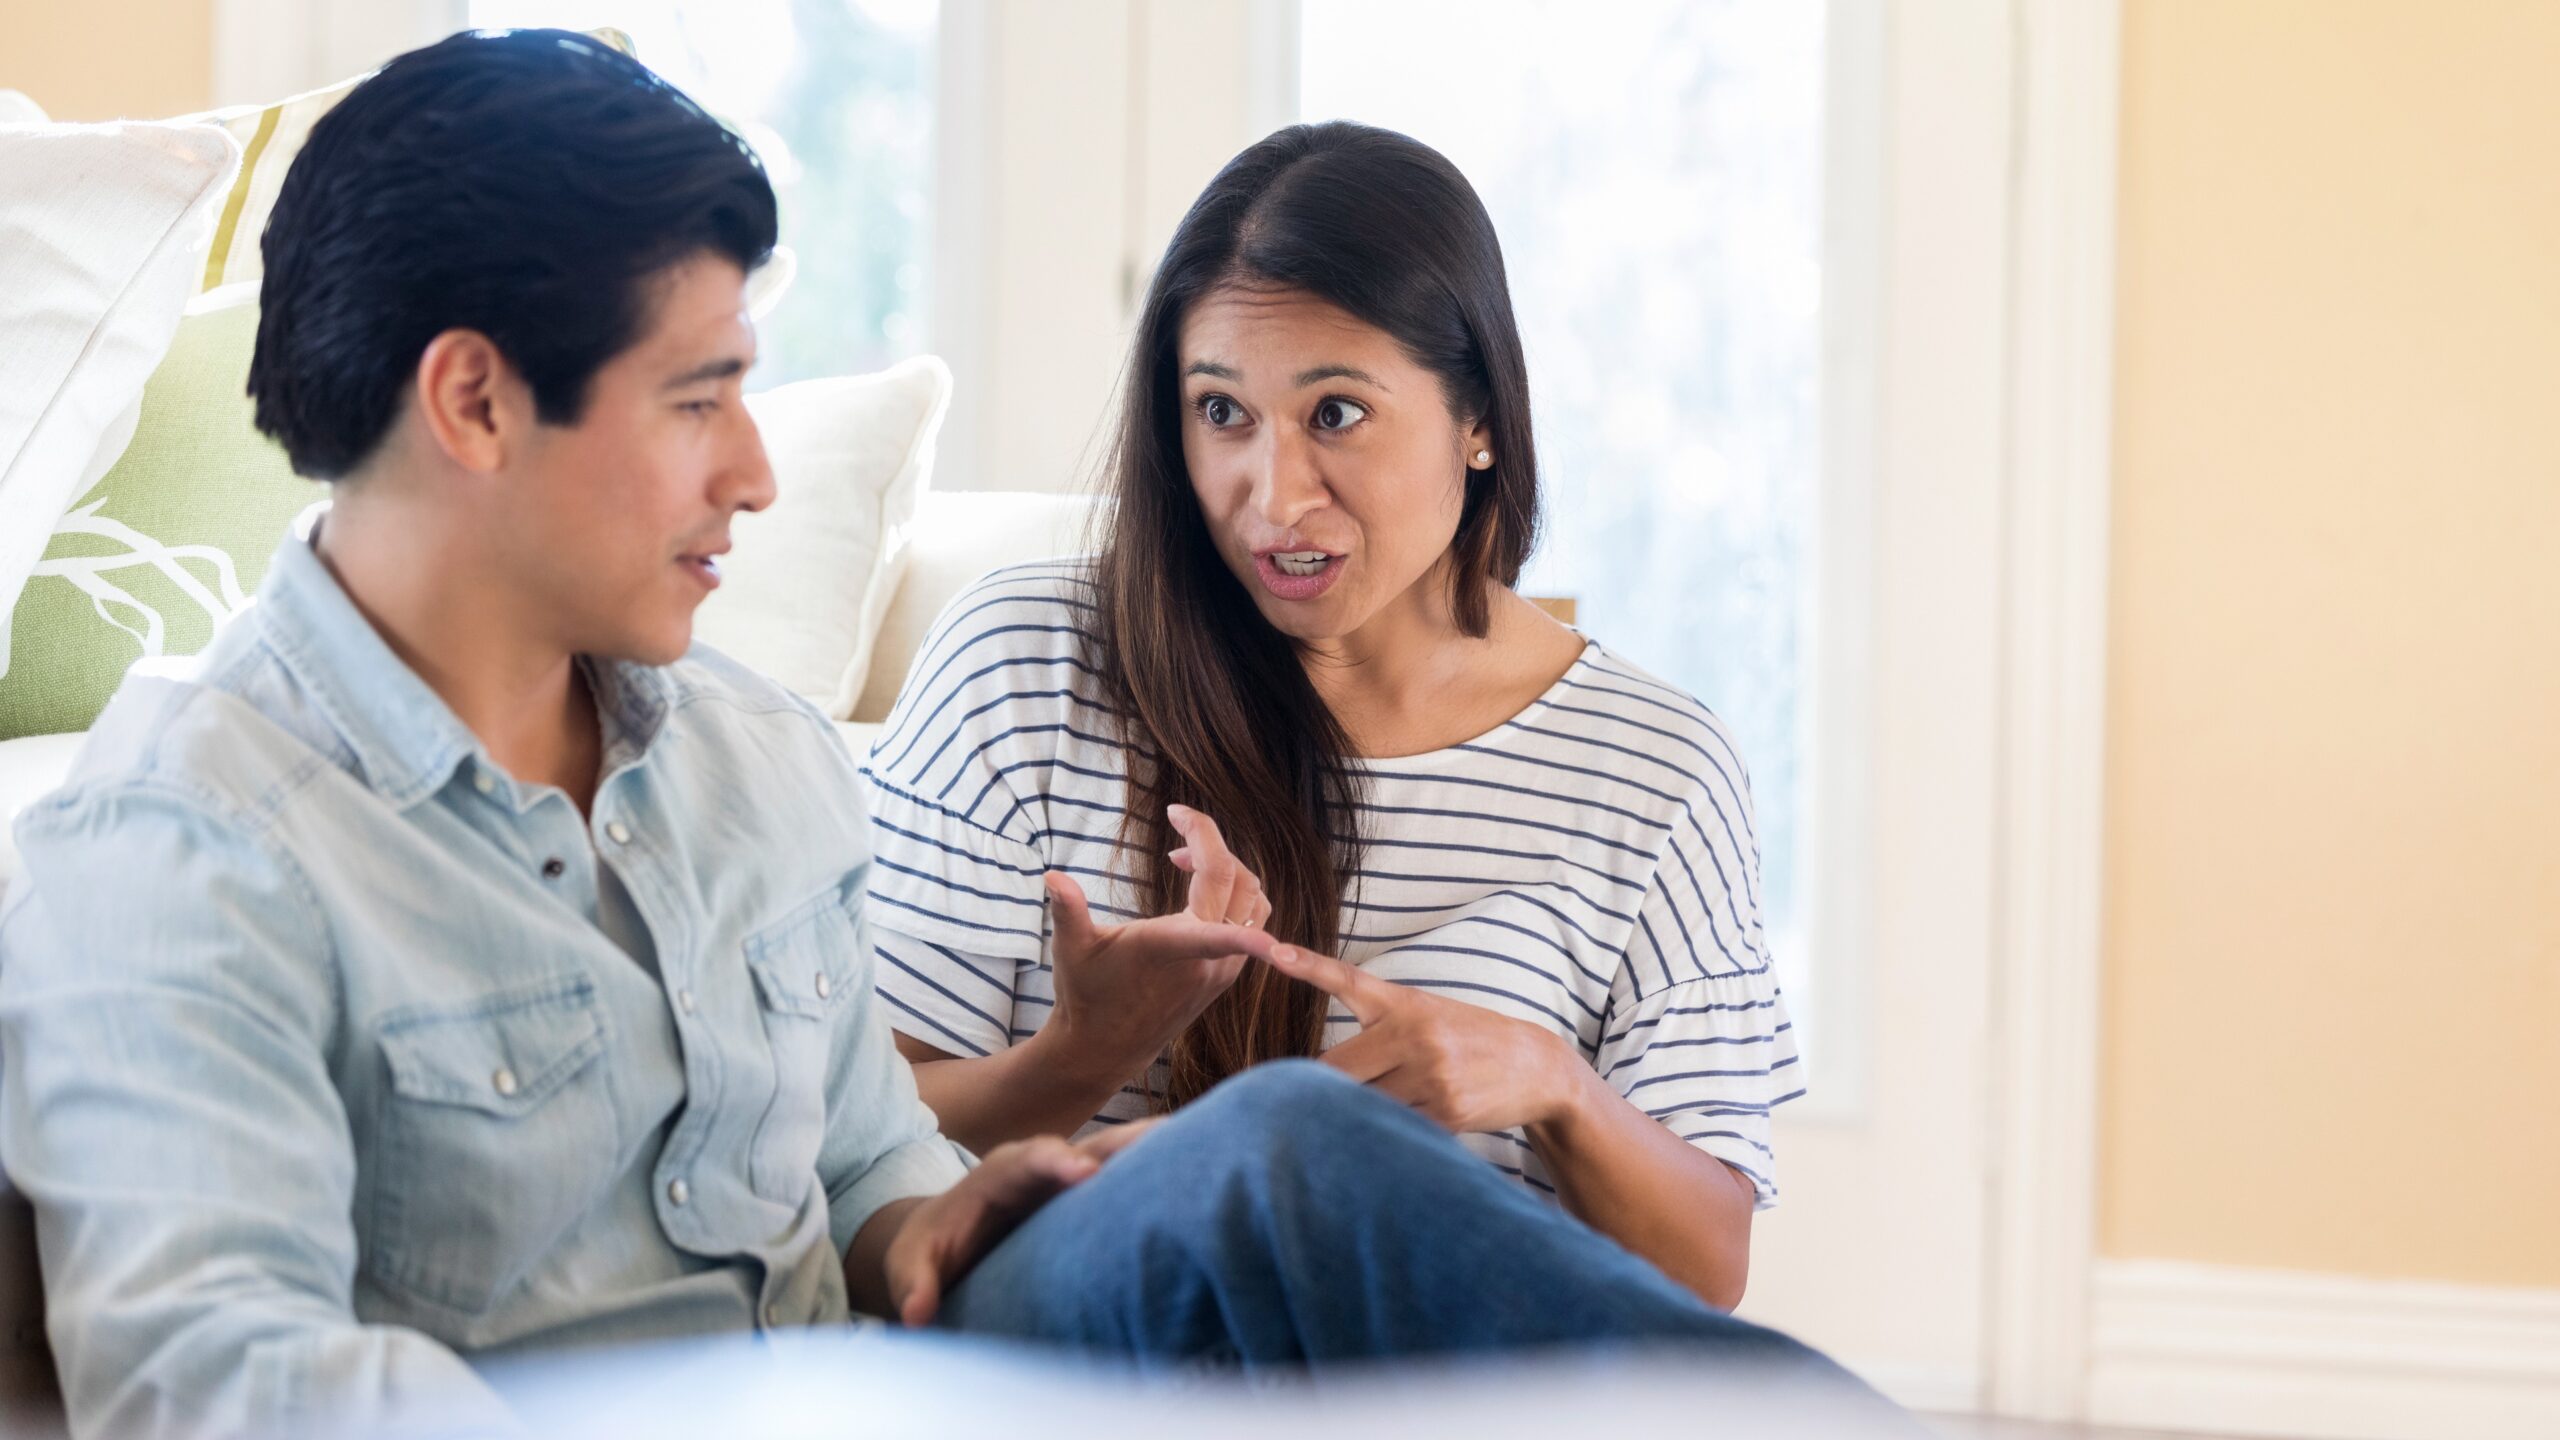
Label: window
xmin=1298 ymin=1 xmax=1833 ymax=1054
xmin=465 ymin=0 xmax=937 ymax=388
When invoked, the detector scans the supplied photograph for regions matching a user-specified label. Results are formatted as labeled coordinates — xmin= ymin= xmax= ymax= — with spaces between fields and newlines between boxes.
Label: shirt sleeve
xmin=0 ymin=782 xmax=519 ymax=1440
xmin=821 ymin=884 xmax=974 ymax=1254
xmin=859 ymin=571 xmax=1086 ymax=1046
xmin=1597 ymin=791 xmax=1803 ymax=1211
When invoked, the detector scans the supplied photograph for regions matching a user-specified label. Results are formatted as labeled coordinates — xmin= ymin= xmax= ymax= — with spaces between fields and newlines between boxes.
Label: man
xmin=0 ymin=30 xmax=1891 ymax=1440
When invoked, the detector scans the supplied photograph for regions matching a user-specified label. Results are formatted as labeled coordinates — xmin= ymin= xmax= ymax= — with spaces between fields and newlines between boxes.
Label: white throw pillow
xmin=694 ymin=355 xmax=953 ymax=718
xmin=0 ymin=119 xmax=240 ymax=681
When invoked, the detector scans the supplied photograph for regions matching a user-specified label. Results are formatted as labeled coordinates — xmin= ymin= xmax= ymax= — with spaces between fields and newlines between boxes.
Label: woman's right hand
xmin=1033 ymin=805 xmax=1272 ymax=1089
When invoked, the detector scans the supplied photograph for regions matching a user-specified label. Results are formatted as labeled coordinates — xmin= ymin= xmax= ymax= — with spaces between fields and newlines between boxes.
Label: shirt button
xmin=541 ymin=857 xmax=565 ymax=880
xmin=606 ymin=821 xmax=632 ymax=845
xmin=492 ymin=1067 xmax=518 ymax=1097
xmin=813 ymin=971 xmax=831 ymax=1000
xmin=667 ymin=1177 xmax=690 ymax=1207
xmin=677 ymin=989 xmax=697 ymax=1015
xmin=473 ymin=771 xmax=495 ymax=796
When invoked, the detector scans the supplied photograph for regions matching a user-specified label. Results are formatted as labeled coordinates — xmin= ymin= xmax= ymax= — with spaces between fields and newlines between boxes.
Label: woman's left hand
xmin=1263 ymin=943 xmax=1591 ymax=1136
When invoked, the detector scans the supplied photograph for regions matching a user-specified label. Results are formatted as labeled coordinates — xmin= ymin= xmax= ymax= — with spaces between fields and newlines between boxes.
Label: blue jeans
xmin=939 ymin=1061 xmax=1893 ymax=1406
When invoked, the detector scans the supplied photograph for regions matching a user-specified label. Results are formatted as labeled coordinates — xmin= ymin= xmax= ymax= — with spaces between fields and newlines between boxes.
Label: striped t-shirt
xmin=859 ymin=560 xmax=1802 ymax=1207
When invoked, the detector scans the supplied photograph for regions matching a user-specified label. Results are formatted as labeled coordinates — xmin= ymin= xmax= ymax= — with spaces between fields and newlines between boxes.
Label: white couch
xmin=0 ymin=484 xmax=1097 ymax=1414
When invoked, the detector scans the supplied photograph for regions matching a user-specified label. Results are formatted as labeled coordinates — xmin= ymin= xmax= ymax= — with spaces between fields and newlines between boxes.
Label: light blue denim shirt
xmin=0 ymin=524 xmax=968 ymax=1438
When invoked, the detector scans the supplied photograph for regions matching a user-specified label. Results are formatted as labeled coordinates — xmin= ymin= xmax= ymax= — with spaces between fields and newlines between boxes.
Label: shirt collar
xmin=254 ymin=508 xmax=678 ymax=810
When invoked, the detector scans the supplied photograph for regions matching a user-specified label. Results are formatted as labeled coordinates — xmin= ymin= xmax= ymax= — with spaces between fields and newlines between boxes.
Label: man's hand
xmin=880 ymin=1120 xmax=1161 ymax=1327
xmin=1263 ymin=943 xmax=1588 ymax=1136
xmin=1033 ymin=806 xmax=1272 ymax=1088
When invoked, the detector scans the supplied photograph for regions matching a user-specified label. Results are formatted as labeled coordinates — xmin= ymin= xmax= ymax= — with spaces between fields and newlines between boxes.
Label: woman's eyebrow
xmin=1294 ymin=364 xmax=1387 ymax=390
xmin=1183 ymin=360 xmax=1242 ymax=380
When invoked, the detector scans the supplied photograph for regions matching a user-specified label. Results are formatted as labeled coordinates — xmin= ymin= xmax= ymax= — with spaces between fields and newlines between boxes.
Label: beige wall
xmin=2104 ymin=0 xmax=2560 ymax=1288
xmin=0 ymin=0 xmax=211 ymax=120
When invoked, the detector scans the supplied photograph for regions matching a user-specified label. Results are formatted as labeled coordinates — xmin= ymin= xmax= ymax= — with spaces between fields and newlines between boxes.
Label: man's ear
xmin=413 ymin=329 xmax=521 ymax=475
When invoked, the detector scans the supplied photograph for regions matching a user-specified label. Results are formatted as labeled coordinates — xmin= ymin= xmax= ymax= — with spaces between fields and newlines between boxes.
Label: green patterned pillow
xmin=0 ymin=288 xmax=320 ymax=740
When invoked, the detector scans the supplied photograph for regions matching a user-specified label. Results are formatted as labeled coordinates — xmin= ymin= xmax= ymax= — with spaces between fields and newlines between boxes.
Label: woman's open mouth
xmin=1253 ymin=549 xmax=1344 ymax=602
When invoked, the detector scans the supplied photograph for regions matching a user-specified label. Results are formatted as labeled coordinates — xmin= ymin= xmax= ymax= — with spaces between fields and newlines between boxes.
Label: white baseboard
xmin=2086 ymin=1259 xmax=2560 ymax=1440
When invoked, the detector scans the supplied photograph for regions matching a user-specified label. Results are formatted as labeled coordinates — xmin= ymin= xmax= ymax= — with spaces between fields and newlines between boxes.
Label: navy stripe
xmin=1344 ymin=913 xmax=1608 ymax=989
xmin=1558 ymin=664 xmax=1753 ymax=790
xmin=888 ymin=585 xmax=1101 ymax=728
xmin=1353 ymin=802 xmax=1658 ymax=863
xmin=978 ymin=558 xmax=1100 ymax=588
xmin=904 ymin=683 xmax=1123 ymax=787
xmin=1356 ymin=769 xmax=1669 ymax=831
xmin=1634 ymin=908 xmax=1687 ymax=996
xmin=1387 ymin=974 xmax=1581 ymax=1034
xmin=1676 ymin=1127 xmax=1775 ymax=1158
xmin=1645 ymin=1100 xmax=1770 ymax=1120
xmin=865 ymin=814 xmax=1044 ymax=877
xmin=868 ymin=891 xmax=1042 ymax=942
xmin=946 ymin=718 xmax=1127 ymax=806
xmin=1658 ymin=828 xmax=1754 ymax=980
xmin=865 ymin=774 xmax=1037 ymax=852
xmin=882 ymin=619 xmax=1098 ymax=762
xmin=1675 ymin=788 xmax=1767 ymax=927
xmin=1446 ymin=742 xmax=1689 ymax=810
xmin=988 ymin=752 xmax=1129 ymax=803
xmin=1542 ymin=672 xmax=1758 ymax=832
xmin=1026 ymin=826 xmax=1140 ymax=853
xmin=1640 ymin=851 xmax=1714 ymax=985
xmin=878 ymin=945 xmax=1013 ymax=1037
xmin=920 ymin=939 xmax=1016 ymax=998
xmin=1384 ymin=944 xmax=1605 ymax=1022
xmin=1482 ymin=1159 xmax=1559 ymax=1196
xmin=931 ymin=721 xmax=1086 ymax=803
xmin=1643 ymin=1087 xmax=1807 ymax=1123
xmin=1349 ymin=869 xmax=1636 ymax=929
xmin=1499 ymin=711 xmax=1770 ymax=896
xmin=1623 ymin=1055 xmax=1799 ymax=1094
xmin=880 ymin=991 xmax=991 ymax=1057
xmin=1486 ymin=719 xmax=1711 ymax=796
xmin=1602 ymin=998 xmax=1782 ymax=1048
xmin=1035 ymin=789 xmax=1126 ymax=816
xmin=1346 ymin=833 xmax=1646 ymax=894
xmin=1601 ymin=1030 xmax=1785 ymax=1078
xmin=1541 ymin=697 xmax=1753 ymax=812
xmin=871 ymin=854 xmax=1043 ymax=911
xmin=883 ymin=644 xmax=1101 ymax=769
xmin=1345 ymin=886 xmax=1622 ymax=973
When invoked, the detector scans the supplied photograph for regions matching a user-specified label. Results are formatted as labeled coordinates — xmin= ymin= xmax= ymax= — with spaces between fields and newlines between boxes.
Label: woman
xmin=861 ymin=122 xmax=1797 ymax=1310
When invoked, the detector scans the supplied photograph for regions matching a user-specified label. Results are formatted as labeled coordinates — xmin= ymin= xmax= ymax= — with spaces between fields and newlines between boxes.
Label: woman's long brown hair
xmin=1089 ymin=123 xmax=1541 ymax=1107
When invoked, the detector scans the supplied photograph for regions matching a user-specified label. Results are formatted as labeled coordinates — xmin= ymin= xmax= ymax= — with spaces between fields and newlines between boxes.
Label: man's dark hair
xmin=247 ymin=29 xmax=779 ymax=479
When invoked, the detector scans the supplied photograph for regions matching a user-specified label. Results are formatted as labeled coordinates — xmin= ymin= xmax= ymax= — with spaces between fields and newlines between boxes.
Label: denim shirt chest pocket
xmin=741 ymin=883 xmax=863 ymax=1203
xmin=367 ymin=975 xmax=618 ymax=1315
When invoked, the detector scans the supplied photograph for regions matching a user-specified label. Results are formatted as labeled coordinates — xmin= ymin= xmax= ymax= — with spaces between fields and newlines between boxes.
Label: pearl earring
xmin=1472 ymin=449 xmax=1492 ymax=468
